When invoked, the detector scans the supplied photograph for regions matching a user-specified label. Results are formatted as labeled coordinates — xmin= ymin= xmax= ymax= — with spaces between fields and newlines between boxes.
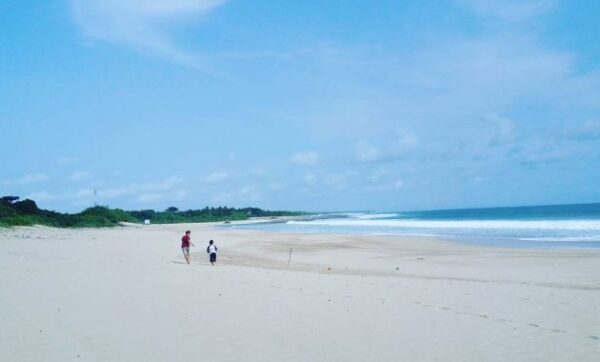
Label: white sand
xmin=1 ymin=223 xmax=599 ymax=361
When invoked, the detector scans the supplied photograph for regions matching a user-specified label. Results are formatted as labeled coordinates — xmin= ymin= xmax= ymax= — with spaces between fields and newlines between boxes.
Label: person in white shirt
xmin=206 ymin=240 xmax=218 ymax=265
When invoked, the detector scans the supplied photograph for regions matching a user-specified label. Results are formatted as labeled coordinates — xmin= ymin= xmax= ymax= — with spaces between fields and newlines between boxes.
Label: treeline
xmin=0 ymin=196 xmax=303 ymax=228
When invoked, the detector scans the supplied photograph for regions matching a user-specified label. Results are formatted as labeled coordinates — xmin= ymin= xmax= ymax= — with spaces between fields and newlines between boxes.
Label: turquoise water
xmin=227 ymin=203 xmax=600 ymax=249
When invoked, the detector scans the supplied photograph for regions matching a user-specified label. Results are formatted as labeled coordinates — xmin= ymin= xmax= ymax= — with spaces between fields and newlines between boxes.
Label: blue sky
xmin=1 ymin=0 xmax=599 ymax=212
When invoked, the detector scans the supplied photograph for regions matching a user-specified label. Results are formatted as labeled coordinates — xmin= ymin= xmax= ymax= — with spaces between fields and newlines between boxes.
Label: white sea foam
xmin=519 ymin=236 xmax=600 ymax=242
xmin=286 ymin=218 xmax=600 ymax=231
xmin=355 ymin=213 xmax=398 ymax=220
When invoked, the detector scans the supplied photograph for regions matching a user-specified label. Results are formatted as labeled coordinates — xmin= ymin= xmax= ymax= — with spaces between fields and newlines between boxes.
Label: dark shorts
xmin=209 ymin=252 xmax=217 ymax=263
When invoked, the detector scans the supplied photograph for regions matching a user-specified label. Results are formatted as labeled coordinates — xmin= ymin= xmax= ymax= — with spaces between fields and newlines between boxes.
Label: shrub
xmin=11 ymin=199 xmax=40 ymax=215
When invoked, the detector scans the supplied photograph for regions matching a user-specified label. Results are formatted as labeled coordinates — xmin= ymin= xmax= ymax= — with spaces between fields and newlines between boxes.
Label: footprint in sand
xmin=588 ymin=335 xmax=599 ymax=341
xmin=529 ymin=323 xmax=540 ymax=328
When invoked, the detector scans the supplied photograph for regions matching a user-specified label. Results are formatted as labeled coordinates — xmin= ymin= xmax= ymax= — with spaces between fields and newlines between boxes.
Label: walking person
xmin=206 ymin=240 xmax=218 ymax=265
xmin=181 ymin=230 xmax=194 ymax=264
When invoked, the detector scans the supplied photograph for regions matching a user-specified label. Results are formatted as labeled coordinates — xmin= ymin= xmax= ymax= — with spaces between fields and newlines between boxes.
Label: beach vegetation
xmin=0 ymin=195 xmax=304 ymax=228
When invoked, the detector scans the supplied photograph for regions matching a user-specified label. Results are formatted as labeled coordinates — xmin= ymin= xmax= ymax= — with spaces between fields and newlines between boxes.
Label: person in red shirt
xmin=181 ymin=230 xmax=194 ymax=264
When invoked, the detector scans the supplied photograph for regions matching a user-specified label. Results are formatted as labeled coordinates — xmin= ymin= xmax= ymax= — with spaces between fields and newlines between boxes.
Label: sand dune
xmin=1 ymin=223 xmax=599 ymax=361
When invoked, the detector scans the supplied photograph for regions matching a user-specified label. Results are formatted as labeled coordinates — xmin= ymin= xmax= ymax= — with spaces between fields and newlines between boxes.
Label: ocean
xmin=226 ymin=203 xmax=600 ymax=249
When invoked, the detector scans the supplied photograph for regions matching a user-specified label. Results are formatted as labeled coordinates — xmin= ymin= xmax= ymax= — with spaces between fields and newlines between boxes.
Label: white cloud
xmin=268 ymin=182 xmax=286 ymax=190
xmin=366 ymin=168 xmax=389 ymax=183
xmin=291 ymin=151 xmax=320 ymax=166
xmin=355 ymin=130 xmax=419 ymax=163
xmin=70 ymin=171 xmax=93 ymax=182
xmin=2 ymin=173 xmax=49 ymax=186
xmin=304 ymin=174 xmax=317 ymax=186
xmin=364 ymin=167 xmax=404 ymax=192
xmin=209 ymin=184 xmax=262 ymax=204
xmin=70 ymin=0 xmax=226 ymax=69
xmin=487 ymin=114 xmax=517 ymax=147
xmin=57 ymin=156 xmax=77 ymax=165
xmin=20 ymin=173 xmax=49 ymax=184
xmin=210 ymin=191 xmax=233 ymax=204
xmin=202 ymin=172 xmax=229 ymax=184
xmin=99 ymin=187 xmax=132 ymax=199
xmin=355 ymin=141 xmax=381 ymax=163
xmin=298 ymin=20 xmax=599 ymax=169
xmin=24 ymin=191 xmax=55 ymax=202
xmin=387 ymin=130 xmax=420 ymax=153
xmin=174 ymin=190 xmax=188 ymax=200
xmin=137 ymin=193 xmax=163 ymax=203
xmin=24 ymin=176 xmax=186 ymax=208
xmin=140 ymin=176 xmax=182 ymax=191
xmin=365 ymin=179 xmax=404 ymax=192
xmin=394 ymin=180 xmax=404 ymax=188
xmin=250 ymin=165 xmax=268 ymax=177
xmin=324 ymin=171 xmax=355 ymax=191
xmin=566 ymin=120 xmax=600 ymax=141
xmin=458 ymin=0 xmax=556 ymax=22
xmin=26 ymin=189 xmax=94 ymax=203
xmin=238 ymin=184 xmax=262 ymax=202
xmin=508 ymin=137 xmax=572 ymax=167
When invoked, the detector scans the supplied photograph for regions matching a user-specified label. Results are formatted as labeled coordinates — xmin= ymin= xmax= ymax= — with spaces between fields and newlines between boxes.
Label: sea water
xmin=226 ymin=203 xmax=600 ymax=249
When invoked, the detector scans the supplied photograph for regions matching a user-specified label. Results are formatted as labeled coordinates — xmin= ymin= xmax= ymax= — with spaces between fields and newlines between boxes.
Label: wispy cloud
xmin=202 ymin=171 xmax=229 ymax=184
xmin=2 ymin=173 xmax=49 ymax=186
xmin=70 ymin=171 xmax=93 ymax=182
xmin=304 ymin=174 xmax=317 ymax=186
xmin=26 ymin=189 xmax=93 ymax=204
xmin=70 ymin=0 xmax=226 ymax=70
xmin=365 ymin=179 xmax=404 ymax=192
xmin=282 ymin=3 xmax=598 ymax=174
xmin=19 ymin=173 xmax=49 ymax=185
xmin=458 ymin=0 xmax=557 ymax=23
xmin=137 ymin=193 xmax=163 ymax=203
xmin=487 ymin=114 xmax=517 ymax=147
xmin=324 ymin=171 xmax=355 ymax=191
xmin=291 ymin=151 xmax=320 ymax=166
xmin=210 ymin=183 xmax=262 ymax=204
xmin=355 ymin=140 xmax=381 ymax=163
xmin=139 ymin=176 xmax=183 ymax=191
xmin=363 ymin=167 xmax=405 ymax=192
xmin=565 ymin=120 xmax=600 ymax=141
xmin=57 ymin=156 xmax=77 ymax=165
xmin=26 ymin=176 xmax=185 ymax=208
xmin=507 ymin=137 xmax=573 ymax=167
xmin=354 ymin=130 xmax=419 ymax=163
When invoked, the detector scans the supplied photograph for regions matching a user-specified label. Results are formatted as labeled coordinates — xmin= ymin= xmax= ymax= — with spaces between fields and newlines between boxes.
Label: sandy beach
xmin=1 ymin=223 xmax=599 ymax=361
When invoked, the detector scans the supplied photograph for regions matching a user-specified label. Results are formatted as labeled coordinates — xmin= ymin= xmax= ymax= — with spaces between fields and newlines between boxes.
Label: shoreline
xmin=222 ymin=215 xmax=600 ymax=250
